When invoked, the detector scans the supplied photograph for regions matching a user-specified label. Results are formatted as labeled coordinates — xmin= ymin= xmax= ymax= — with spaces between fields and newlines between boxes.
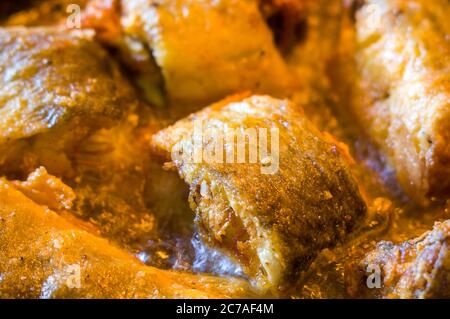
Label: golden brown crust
xmin=0 ymin=173 xmax=254 ymax=299
xmin=352 ymin=0 xmax=450 ymax=204
xmin=0 ymin=27 xmax=134 ymax=142
xmin=350 ymin=220 xmax=450 ymax=299
xmin=1 ymin=0 xmax=448 ymax=300
xmin=121 ymin=0 xmax=293 ymax=107
xmin=0 ymin=27 xmax=136 ymax=177
xmin=0 ymin=27 xmax=195 ymax=270
xmin=152 ymin=95 xmax=367 ymax=291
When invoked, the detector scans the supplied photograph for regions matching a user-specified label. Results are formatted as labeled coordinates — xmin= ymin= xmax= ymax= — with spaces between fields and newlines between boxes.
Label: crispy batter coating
xmin=349 ymin=220 xmax=450 ymax=299
xmin=3 ymin=0 xmax=297 ymax=110
xmin=352 ymin=0 xmax=450 ymax=204
xmin=0 ymin=172 xmax=254 ymax=299
xmin=0 ymin=27 xmax=135 ymax=177
xmin=0 ymin=27 xmax=192 ymax=267
xmin=152 ymin=94 xmax=367 ymax=291
xmin=121 ymin=0 xmax=293 ymax=107
xmin=2 ymin=0 xmax=448 ymax=301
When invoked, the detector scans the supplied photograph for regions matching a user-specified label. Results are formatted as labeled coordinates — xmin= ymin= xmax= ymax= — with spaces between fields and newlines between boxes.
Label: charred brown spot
xmin=259 ymin=0 xmax=309 ymax=52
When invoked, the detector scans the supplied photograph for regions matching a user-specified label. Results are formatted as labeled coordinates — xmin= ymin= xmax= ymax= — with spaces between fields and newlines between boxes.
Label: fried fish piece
xmin=0 ymin=27 xmax=193 ymax=269
xmin=351 ymin=0 xmax=450 ymax=204
xmin=0 ymin=27 xmax=135 ymax=178
xmin=5 ymin=1 xmax=296 ymax=112
xmin=0 ymin=173 xmax=253 ymax=299
xmin=348 ymin=220 xmax=450 ymax=299
xmin=152 ymin=94 xmax=367 ymax=291
xmin=121 ymin=0 xmax=293 ymax=108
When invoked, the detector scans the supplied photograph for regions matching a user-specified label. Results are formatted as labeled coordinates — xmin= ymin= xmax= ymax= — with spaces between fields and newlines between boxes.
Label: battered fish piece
xmin=152 ymin=94 xmax=367 ymax=291
xmin=121 ymin=0 xmax=293 ymax=108
xmin=4 ymin=0 xmax=296 ymax=111
xmin=0 ymin=27 xmax=192 ymax=267
xmin=0 ymin=27 xmax=135 ymax=178
xmin=348 ymin=220 xmax=450 ymax=299
xmin=0 ymin=173 xmax=253 ymax=299
xmin=351 ymin=0 xmax=450 ymax=204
